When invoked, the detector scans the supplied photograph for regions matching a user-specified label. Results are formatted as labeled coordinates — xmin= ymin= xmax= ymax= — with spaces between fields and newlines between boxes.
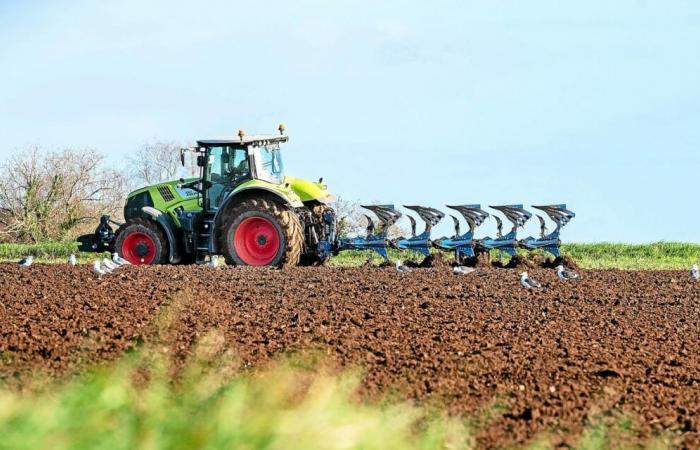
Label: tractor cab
xmin=181 ymin=130 xmax=290 ymax=213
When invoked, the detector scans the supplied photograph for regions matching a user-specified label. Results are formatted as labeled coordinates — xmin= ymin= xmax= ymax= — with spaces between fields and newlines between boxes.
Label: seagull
xmin=556 ymin=265 xmax=579 ymax=280
xmin=112 ymin=252 xmax=131 ymax=266
xmin=102 ymin=258 xmax=119 ymax=271
xmin=691 ymin=264 xmax=699 ymax=281
xmin=395 ymin=260 xmax=411 ymax=273
xmin=208 ymin=255 xmax=219 ymax=268
xmin=453 ymin=265 xmax=475 ymax=275
xmin=18 ymin=255 xmax=33 ymax=267
xmin=99 ymin=260 xmax=114 ymax=274
xmin=68 ymin=254 xmax=77 ymax=267
xmin=520 ymin=272 xmax=542 ymax=289
xmin=93 ymin=260 xmax=106 ymax=279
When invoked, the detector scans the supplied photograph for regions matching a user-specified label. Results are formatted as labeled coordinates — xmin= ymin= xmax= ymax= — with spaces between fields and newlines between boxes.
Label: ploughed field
xmin=1 ymin=263 xmax=699 ymax=448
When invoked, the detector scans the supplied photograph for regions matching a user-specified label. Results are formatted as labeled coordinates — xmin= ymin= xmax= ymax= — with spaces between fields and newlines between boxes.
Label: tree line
xmin=0 ymin=143 xmax=371 ymax=244
xmin=0 ymin=142 xmax=195 ymax=243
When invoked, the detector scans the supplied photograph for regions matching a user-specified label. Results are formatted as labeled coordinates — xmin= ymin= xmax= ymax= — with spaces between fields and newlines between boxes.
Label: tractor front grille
xmin=157 ymin=185 xmax=175 ymax=202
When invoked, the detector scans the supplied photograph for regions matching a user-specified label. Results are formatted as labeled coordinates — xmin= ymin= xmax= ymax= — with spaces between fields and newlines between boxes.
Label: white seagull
xmin=102 ymin=258 xmax=119 ymax=271
xmin=520 ymin=272 xmax=542 ymax=289
xmin=691 ymin=264 xmax=699 ymax=281
xmin=112 ymin=252 xmax=131 ymax=266
xmin=68 ymin=254 xmax=77 ymax=267
xmin=18 ymin=255 xmax=33 ymax=267
xmin=100 ymin=260 xmax=114 ymax=274
xmin=93 ymin=260 xmax=106 ymax=279
xmin=556 ymin=265 xmax=579 ymax=280
xmin=395 ymin=260 xmax=411 ymax=273
xmin=208 ymin=255 xmax=219 ymax=268
xmin=453 ymin=265 xmax=475 ymax=275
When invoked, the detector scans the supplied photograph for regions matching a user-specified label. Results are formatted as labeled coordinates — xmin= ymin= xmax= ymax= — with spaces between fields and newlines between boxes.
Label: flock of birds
xmin=395 ymin=260 xmax=700 ymax=289
xmin=15 ymin=256 xmax=700 ymax=287
xmin=91 ymin=253 xmax=132 ymax=278
xmin=18 ymin=253 xmax=130 ymax=279
xmin=394 ymin=259 xmax=580 ymax=288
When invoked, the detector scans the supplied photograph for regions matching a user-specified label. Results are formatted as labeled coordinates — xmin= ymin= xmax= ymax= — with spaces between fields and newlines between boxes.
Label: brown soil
xmin=1 ymin=263 xmax=699 ymax=448
xmin=405 ymin=253 xmax=451 ymax=269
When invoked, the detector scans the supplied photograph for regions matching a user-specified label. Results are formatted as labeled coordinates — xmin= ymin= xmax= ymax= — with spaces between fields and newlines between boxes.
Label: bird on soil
xmin=556 ymin=265 xmax=578 ymax=280
xmin=520 ymin=272 xmax=542 ymax=289
xmin=453 ymin=265 xmax=475 ymax=275
xmin=112 ymin=252 xmax=131 ymax=266
xmin=99 ymin=259 xmax=114 ymax=274
xmin=68 ymin=254 xmax=77 ymax=267
xmin=102 ymin=258 xmax=119 ymax=271
xmin=395 ymin=260 xmax=411 ymax=273
xmin=18 ymin=256 xmax=33 ymax=267
xmin=691 ymin=264 xmax=699 ymax=281
xmin=208 ymin=255 xmax=219 ymax=268
xmin=93 ymin=260 xmax=106 ymax=279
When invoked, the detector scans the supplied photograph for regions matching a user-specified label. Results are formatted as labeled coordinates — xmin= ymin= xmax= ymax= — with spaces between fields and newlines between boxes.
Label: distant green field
xmin=330 ymin=242 xmax=700 ymax=270
xmin=0 ymin=241 xmax=109 ymax=264
xmin=1 ymin=241 xmax=698 ymax=270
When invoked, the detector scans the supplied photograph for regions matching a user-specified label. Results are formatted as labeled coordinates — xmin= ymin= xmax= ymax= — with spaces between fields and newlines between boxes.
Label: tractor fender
xmin=209 ymin=186 xmax=303 ymax=253
xmin=141 ymin=206 xmax=182 ymax=264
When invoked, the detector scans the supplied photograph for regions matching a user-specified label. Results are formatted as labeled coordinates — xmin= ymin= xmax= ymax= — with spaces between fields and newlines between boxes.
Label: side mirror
xmin=196 ymin=155 xmax=206 ymax=167
xmin=179 ymin=148 xmax=186 ymax=167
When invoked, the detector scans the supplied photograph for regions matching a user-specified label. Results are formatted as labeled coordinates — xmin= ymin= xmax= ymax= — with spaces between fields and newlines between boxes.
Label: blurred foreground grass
xmin=0 ymin=349 xmax=670 ymax=450
xmin=1 ymin=241 xmax=699 ymax=270
xmin=0 ymin=350 xmax=472 ymax=450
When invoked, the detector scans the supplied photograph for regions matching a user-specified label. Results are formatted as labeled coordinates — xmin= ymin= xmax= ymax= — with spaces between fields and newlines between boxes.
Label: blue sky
xmin=0 ymin=0 xmax=698 ymax=242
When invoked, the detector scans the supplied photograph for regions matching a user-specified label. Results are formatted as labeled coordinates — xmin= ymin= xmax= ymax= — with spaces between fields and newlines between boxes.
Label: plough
xmin=339 ymin=203 xmax=575 ymax=264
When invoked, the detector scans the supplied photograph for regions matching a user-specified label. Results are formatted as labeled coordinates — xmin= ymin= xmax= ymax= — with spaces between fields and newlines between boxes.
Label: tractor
xmin=86 ymin=126 xmax=338 ymax=267
xmin=84 ymin=126 xmax=576 ymax=268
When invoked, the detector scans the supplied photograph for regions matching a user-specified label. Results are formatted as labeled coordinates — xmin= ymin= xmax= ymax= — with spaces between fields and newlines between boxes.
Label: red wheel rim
xmin=234 ymin=217 xmax=281 ymax=266
xmin=121 ymin=232 xmax=156 ymax=265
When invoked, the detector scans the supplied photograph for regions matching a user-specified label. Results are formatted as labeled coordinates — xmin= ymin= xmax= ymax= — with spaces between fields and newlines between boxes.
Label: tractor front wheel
xmin=114 ymin=218 xmax=168 ymax=265
xmin=219 ymin=198 xmax=303 ymax=268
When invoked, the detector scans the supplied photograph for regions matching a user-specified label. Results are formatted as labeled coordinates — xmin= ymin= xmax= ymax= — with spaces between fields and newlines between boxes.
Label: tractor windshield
xmin=253 ymin=144 xmax=285 ymax=185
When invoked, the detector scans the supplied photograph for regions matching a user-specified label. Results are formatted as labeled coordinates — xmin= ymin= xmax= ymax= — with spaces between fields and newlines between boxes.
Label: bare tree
xmin=127 ymin=141 xmax=197 ymax=189
xmin=0 ymin=146 xmax=126 ymax=243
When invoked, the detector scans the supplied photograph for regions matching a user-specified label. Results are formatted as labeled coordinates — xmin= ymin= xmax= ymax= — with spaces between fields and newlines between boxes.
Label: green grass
xmin=330 ymin=242 xmax=700 ymax=270
xmin=2 ymin=241 xmax=698 ymax=270
xmin=0 ymin=241 xmax=109 ymax=263
xmin=561 ymin=242 xmax=700 ymax=270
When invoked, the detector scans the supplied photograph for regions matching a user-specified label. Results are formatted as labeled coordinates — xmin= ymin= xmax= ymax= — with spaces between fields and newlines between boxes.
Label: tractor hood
xmin=285 ymin=176 xmax=336 ymax=204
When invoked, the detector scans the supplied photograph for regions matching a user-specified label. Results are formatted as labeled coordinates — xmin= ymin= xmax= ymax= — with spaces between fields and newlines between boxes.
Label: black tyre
xmin=219 ymin=198 xmax=303 ymax=268
xmin=114 ymin=218 xmax=168 ymax=265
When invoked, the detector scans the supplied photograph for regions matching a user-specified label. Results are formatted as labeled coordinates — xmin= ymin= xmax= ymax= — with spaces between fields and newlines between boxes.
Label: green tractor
xmin=86 ymin=126 xmax=338 ymax=267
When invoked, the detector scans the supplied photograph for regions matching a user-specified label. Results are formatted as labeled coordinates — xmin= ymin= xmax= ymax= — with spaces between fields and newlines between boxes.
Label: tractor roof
xmin=197 ymin=134 xmax=288 ymax=147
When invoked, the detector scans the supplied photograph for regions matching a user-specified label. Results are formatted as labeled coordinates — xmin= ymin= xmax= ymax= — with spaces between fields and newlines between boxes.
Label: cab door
xmin=204 ymin=146 xmax=250 ymax=211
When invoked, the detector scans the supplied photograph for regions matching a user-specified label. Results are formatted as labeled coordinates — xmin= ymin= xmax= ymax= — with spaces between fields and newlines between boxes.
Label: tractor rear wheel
xmin=114 ymin=218 xmax=168 ymax=265
xmin=219 ymin=198 xmax=303 ymax=268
